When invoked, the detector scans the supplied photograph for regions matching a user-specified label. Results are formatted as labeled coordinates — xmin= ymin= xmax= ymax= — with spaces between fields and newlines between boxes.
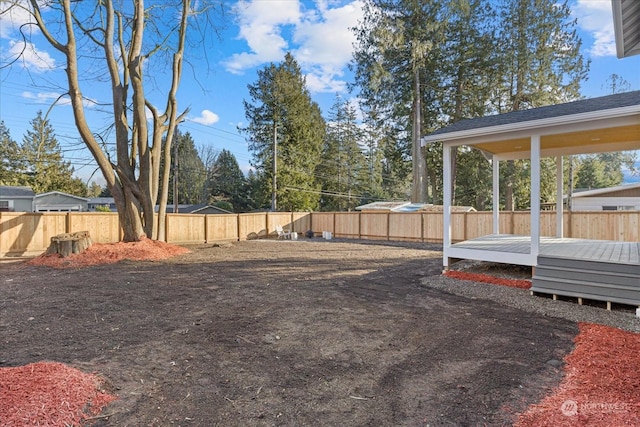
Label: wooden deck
xmin=451 ymin=234 xmax=640 ymax=265
xmin=450 ymin=234 xmax=640 ymax=307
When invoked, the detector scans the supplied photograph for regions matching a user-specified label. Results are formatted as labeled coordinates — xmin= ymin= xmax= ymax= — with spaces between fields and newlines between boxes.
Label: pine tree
xmin=242 ymin=53 xmax=326 ymax=211
xmin=162 ymin=130 xmax=206 ymax=205
xmin=21 ymin=111 xmax=87 ymax=195
xmin=317 ymin=95 xmax=368 ymax=211
xmin=210 ymin=149 xmax=247 ymax=212
xmin=0 ymin=121 xmax=23 ymax=186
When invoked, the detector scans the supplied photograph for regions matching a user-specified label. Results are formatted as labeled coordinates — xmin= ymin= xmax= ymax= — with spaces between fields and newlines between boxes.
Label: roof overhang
xmin=612 ymin=0 xmax=640 ymax=58
xmin=422 ymin=104 xmax=640 ymax=160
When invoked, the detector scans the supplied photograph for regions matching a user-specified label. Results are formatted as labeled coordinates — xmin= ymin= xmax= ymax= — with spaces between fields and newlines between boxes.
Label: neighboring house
xmin=356 ymin=201 xmax=476 ymax=213
xmin=34 ymin=191 xmax=89 ymax=212
xmin=159 ymin=204 xmax=233 ymax=214
xmin=571 ymin=183 xmax=640 ymax=211
xmin=612 ymin=0 xmax=640 ymax=58
xmin=0 ymin=186 xmax=35 ymax=212
xmin=88 ymin=197 xmax=117 ymax=212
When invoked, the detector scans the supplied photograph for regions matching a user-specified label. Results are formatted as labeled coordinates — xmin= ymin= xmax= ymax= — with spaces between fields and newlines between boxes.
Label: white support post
xmin=556 ymin=156 xmax=564 ymax=238
xmin=531 ymin=135 xmax=541 ymax=258
xmin=492 ymin=156 xmax=500 ymax=235
xmin=443 ymin=144 xmax=452 ymax=267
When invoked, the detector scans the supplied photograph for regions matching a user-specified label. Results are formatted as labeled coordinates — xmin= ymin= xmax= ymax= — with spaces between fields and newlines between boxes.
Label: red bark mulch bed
xmin=26 ymin=236 xmax=190 ymax=269
xmin=444 ymin=269 xmax=532 ymax=289
xmin=516 ymin=322 xmax=640 ymax=426
xmin=0 ymin=362 xmax=117 ymax=426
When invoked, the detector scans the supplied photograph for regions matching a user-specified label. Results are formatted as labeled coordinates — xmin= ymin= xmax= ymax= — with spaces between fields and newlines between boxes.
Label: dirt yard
xmin=1 ymin=239 xmax=579 ymax=426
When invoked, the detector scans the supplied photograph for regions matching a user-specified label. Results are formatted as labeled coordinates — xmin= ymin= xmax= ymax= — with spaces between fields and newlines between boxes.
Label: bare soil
xmin=1 ymin=239 xmax=578 ymax=426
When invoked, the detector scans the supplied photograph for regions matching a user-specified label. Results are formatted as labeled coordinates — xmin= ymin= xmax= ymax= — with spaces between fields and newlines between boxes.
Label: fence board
xmin=166 ymin=214 xmax=206 ymax=244
xmin=238 ymin=213 xmax=268 ymax=240
xmin=360 ymin=212 xmax=388 ymax=240
xmin=206 ymin=214 xmax=239 ymax=242
xmin=267 ymin=213 xmax=293 ymax=236
xmin=334 ymin=212 xmax=360 ymax=238
xmin=0 ymin=212 xmax=66 ymax=256
xmin=68 ymin=212 xmax=121 ymax=243
xmin=423 ymin=213 xmax=443 ymax=242
xmin=463 ymin=212 xmax=493 ymax=240
xmin=389 ymin=213 xmax=422 ymax=241
xmin=2 ymin=210 xmax=639 ymax=258
xmin=311 ymin=213 xmax=335 ymax=237
xmin=292 ymin=213 xmax=311 ymax=234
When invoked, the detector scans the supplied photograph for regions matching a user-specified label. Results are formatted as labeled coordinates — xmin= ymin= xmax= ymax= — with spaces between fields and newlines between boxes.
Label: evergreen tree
xmin=210 ymin=149 xmax=247 ymax=212
xmin=575 ymin=155 xmax=608 ymax=190
xmin=162 ymin=130 xmax=206 ymax=205
xmin=317 ymin=95 xmax=368 ymax=211
xmin=574 ymin=152 xmax=636 ymax=190
xmin=242 ymin=53 xmax=326 ymax=211
xmin=493 ymin=0 xmax=588 ymax=112
xmin=87 ymin=181 xmax=103 ymax=198
xmin=352 ymin=0 xmax=448 ymax=203
xmin=21 ymin=111 xmax=87 ymax=195
xmin=437 ymin=0 xmax=499 ymax=205
xmin=0 ymin=121 xmax=23 ymax=186
xmin=245 ymin=169 xmax=270 ymax=211
xmin=492 ymin=0 xmax=588 ymax=210
xmin=360 ymin=109 xmax=387 ymax=204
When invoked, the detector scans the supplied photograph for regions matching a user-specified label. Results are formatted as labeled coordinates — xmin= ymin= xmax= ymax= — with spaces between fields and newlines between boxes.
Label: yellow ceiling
xmin=472 ymin=123 xmax=640 ymax=156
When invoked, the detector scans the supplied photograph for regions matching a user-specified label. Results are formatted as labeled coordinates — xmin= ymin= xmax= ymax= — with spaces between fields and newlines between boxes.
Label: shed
xmin=356 ymin=201 xmax=475 ymax=212
xmin=0 ymin=186 xmax=35 ymax=212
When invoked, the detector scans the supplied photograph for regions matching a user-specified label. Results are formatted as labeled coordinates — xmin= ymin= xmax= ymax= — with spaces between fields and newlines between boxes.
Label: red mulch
xmin=516 ymin=323 xmax=640 ymax=426
xmin=26 ymin=236 xmax=190 ymax=268
xmin=443 ymin=269 xmax=532 ymax=289
xmin=0 ymin=361 xmax=117 ymax=426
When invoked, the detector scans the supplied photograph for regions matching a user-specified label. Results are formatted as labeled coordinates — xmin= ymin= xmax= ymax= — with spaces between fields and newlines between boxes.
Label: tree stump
xmin=46 ymin=231 xmax=93 ymax=257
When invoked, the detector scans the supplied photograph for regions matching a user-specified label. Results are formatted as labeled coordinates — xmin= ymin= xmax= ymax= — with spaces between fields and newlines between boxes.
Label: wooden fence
xmin=1 ymin=210 xmax=638 ymax=257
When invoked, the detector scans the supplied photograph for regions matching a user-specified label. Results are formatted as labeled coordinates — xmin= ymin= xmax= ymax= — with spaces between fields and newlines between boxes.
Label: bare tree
xmin=6 ymin=0 xmax=223 ymax=241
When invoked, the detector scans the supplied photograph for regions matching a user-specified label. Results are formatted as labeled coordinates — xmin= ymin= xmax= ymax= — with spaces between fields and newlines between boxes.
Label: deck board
xmin=451 ymin=234 xmax=640 ymax=265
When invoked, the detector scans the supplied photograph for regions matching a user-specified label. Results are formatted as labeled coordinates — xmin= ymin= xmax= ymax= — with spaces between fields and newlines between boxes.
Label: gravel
xmin=422 ymin=274 xmax=640 ymax=333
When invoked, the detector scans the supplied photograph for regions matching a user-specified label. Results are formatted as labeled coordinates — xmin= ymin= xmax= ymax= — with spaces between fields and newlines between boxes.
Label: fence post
xmin=387 ymin=212 xmax=390 ymax=241
xmin=333 ymin=212 xmax=336 ymax=238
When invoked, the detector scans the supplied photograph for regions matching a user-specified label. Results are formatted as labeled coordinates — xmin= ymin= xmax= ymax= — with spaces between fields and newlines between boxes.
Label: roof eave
xmin=421 ymin=104 xmax=640 ymax=146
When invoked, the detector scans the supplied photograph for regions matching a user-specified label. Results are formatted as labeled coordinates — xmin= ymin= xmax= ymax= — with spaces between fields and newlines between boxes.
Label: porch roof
xmin=421 ymin=91 xmax=640 ymax=160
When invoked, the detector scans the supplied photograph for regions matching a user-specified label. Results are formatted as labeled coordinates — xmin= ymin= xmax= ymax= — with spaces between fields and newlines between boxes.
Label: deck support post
xmin=492 ymin=156 xmax=499 ymax=235
xmin=443 ymin=143 xmax=452 ymax=267
xmin=556 ymin=156 xmax=564 ymax=238
xmin=531 ymin=135 xmax=541 ymax=260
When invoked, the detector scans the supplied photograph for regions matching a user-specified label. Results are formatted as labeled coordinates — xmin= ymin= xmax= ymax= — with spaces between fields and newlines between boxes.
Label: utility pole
xmin=271 ymin=123 xmax=277 ymax=212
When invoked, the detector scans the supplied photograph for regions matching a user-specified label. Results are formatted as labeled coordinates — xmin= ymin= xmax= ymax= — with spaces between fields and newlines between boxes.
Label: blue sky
xmin=1 ymin=0 xmax=639 ymax=186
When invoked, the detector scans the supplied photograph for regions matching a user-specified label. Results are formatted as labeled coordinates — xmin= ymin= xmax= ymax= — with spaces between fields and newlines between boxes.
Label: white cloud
xmin=22 ymin=90 xmax=99 ymax=108
xmin=191 ymin=109 xmax=220 ymax=125
xmin=223 ymin=0 xmax=302 ymax=74
xmin=223 ymin=0 xmax=365 ymax=93
xmin=0 ymin=1 xmax=37 ymax=38
xmin=572 ymin=0 xmax=616 ymax=57
xmin=22 ymin=91 xmax=68 ymax=104
xmin=7 ymin=40 xmax=55 ymax=72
